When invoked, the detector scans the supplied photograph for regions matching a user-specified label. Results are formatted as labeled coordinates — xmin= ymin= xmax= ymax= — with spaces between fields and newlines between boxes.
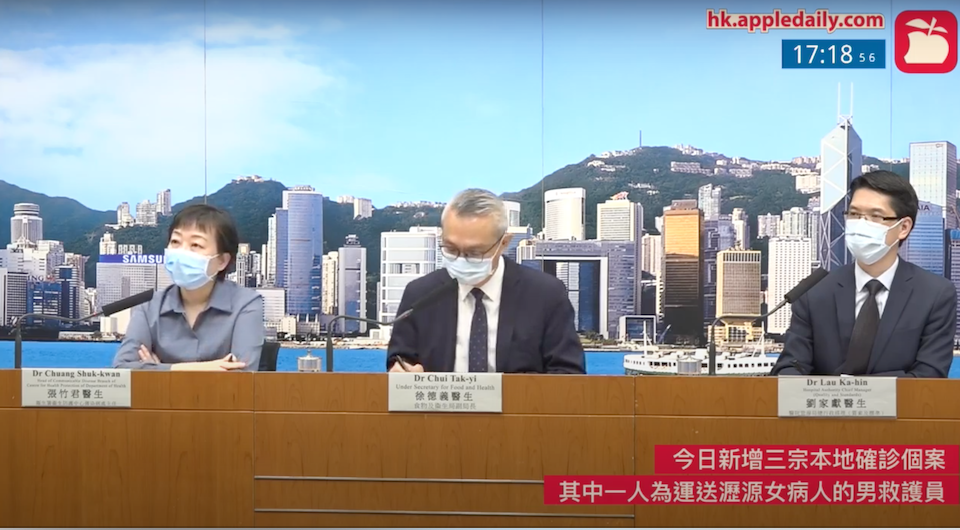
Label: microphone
xmin=12 ymin=289 xmax=155 ymax=370
xmin=706 ymin=268 xmax=829 ymax=376
xmin=394 ymin=275 xmax=457 ymax=321
xmin=324 ymin=275 xmax=458 ymax=373
xmin=762 ymin=267 xmax=830 ymax=319
xmin=100 ymin=289 xmax=155 ymax=317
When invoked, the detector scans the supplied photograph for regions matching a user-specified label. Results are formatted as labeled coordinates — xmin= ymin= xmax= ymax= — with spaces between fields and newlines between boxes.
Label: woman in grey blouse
xmin=112 ymin=204 xmax=264 ymax=371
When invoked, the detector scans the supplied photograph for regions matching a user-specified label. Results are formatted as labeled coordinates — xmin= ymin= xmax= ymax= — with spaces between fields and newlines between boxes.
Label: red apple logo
xmin=895 ymin=10 xmax=957 ymax=73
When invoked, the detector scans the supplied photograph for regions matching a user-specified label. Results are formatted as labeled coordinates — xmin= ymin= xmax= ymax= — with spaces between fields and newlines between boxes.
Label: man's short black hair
xmin=849 ymin=169 xmax=919 ymax=230
xmin=167 ymin=204 xmax=240 ymax=280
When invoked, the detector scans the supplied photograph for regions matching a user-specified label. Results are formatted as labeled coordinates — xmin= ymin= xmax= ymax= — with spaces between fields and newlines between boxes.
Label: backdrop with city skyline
xmin=1 ymin=0 xmax=958 ymax=350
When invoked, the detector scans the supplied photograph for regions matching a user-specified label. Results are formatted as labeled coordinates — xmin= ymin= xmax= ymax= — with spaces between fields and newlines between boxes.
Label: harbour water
xmin=2 ymin=342 xmax=959 ymax=377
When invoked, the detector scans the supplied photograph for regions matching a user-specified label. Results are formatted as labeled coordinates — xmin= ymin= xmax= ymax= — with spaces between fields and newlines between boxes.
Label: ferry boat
xmin=622 ymin=329 xmax=776 ymax=376
xmin=623 ymin=347 xmax=776 ymax=376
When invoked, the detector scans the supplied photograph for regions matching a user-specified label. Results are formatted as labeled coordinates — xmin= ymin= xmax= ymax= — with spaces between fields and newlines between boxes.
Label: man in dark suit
xmin=772 ymin=170 xmax=956 ymax=377
xmin=387 ymin=188 xmax=585 ymax=374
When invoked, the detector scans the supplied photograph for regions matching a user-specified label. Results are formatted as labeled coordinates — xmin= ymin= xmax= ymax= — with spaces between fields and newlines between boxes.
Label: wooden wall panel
xmin=254 ymin=413 xmax=634 ymax=479
xmin=254 ymin=373 xmax=634 ymax=415
xmin=0 ymin=409 xmax=254 ymax=527
xmin=635 ymin=376 xmax=960 ymax=420
xmin=0 ymin=371 xmax=255 ymax=527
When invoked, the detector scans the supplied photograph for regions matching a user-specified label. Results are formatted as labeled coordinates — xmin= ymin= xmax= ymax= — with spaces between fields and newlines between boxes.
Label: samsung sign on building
xmin=99 ymin=254 xmax=166 ymax=264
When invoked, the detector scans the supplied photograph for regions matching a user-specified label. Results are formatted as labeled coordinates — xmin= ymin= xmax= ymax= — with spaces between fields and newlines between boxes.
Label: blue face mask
xmin=443 ymin=255 xmax=494 ymax=286
xmin=164 ymin=247 xmax=216 ymax=290
xmin=442 ymin=242 xmax=502 ymax=286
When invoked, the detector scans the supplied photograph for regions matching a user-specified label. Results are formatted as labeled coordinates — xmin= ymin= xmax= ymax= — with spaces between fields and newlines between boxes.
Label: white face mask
xmin=845 ymin=218 xmax=902 ymax=265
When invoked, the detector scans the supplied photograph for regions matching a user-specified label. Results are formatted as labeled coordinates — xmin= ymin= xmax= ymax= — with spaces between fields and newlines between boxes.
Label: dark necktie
xmin=468 ymin=288 xmax=488 ymax=372
xmin=845 ymin=279 xmax=883 ymax=375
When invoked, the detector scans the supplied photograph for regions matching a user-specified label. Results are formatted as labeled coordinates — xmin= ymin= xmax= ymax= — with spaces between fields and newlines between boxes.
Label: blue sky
xmin=0 ymin=0 xmax=956 ymax=211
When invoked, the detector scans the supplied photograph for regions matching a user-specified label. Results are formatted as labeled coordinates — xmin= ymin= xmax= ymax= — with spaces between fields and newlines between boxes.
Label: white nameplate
xmin=21 ymin=368 xmax=132 ymax=408
xmin=778 ymin=376 xmax=896 ymax=419
xmin=388 ymin=372 xmax=502 ymax=413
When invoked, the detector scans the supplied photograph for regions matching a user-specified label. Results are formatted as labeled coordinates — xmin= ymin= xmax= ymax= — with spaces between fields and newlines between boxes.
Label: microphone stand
xmin=707 ymin=313 xmax=763 ymax=376
xmin=11 ymin=312 xmax=103 ymax=370
xmin=324 ymin=314 xmax=392 ymax=373
xmin=707 ymin=300 xmax=791 ymax=375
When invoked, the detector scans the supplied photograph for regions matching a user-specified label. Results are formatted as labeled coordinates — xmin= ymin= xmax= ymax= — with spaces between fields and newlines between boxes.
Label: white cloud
xmin=198 ymin=22 xmax=297 ymax=44
xmin=0 ymin=24 xmax=343 ymax=209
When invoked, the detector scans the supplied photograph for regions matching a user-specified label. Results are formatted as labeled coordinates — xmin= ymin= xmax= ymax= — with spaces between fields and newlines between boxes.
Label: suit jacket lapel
xmin=834 ymin=266 xmax=857 ymax=362
xmin=868 ymin=262 xmax=914 ymax=372
xmin=436 ymin=286 xmax=458 ymax=372
xmin=495 ymin=259 xmax=519 ymax=372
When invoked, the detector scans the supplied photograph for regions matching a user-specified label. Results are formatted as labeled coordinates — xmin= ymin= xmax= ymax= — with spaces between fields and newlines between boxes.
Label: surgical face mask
xmin=164 ymin=247 xmax=217 ymax=290
xmin=845 ymin=218 xmax=902 ymax=265
xmin=442 ymin=244 xmax=501 ymax=286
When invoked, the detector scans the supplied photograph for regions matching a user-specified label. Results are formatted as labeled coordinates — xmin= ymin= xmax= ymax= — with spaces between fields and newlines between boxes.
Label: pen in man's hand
xmin=395 ymin=356 xmax=410 ymax=372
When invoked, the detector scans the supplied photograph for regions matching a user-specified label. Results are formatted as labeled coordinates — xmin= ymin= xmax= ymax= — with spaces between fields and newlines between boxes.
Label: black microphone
xmin=765 ymin=267 xmax=830 ymax=318
xmin=706 ymin=268 xmax=829 ymax=376
xmin=394 ymin=274 xmax=457 ymax=321
xmin=324 ymin=275 xmax=458 ymax=373
xmin=101 ymin=289 xmax=155 ymax=317
xmin=12 ymin=289 xmax=155 ymax=370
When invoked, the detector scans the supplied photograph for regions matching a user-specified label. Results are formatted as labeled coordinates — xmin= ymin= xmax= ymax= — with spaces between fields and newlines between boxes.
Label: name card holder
xmin=777 ymin=376 xmax=897 ymax=419
xmin=22 ymin=368 xmax=132 ymax=408
xmin=388 ymin=372 xmax=502 ymax=413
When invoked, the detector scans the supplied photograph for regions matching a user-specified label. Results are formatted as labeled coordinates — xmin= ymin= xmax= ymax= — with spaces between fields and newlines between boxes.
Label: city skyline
xmin=1 ymin=0 xmax=957 ymax=211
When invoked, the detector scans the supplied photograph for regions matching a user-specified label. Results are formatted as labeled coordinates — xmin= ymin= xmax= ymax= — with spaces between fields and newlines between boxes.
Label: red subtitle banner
xmin=543 ymin=475 xmax=958 ymax=505
xmin=654 ymin=445 xmax=958 ymax=474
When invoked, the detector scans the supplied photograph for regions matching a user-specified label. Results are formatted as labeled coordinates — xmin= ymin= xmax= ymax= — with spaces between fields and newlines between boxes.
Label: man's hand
xmin=138 ymin=345 xmax=160 ymax=364
xmin=389 ymin=358 xmax=423 ymax=372
xmin=171 ymin=354 xmax=246 ymax=371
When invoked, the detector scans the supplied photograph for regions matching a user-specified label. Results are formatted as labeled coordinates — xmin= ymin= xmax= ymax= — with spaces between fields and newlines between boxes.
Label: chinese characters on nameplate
xmin=21 ymin=368 xmax=132 ymax=408
xmin=388 ymin=372 xmax=502 ymax=413
xmin=777 ymin=376 xmax=896 ymax=418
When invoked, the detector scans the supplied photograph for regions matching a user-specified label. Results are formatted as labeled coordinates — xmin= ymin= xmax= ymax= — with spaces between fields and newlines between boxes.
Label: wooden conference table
xmin=0 ymin=371 xmax=958 ymax=527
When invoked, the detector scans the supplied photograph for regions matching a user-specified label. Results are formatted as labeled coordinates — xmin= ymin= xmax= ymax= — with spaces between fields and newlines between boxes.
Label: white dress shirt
xmin=853 ymin=258 xmax=898 ymax=319
xmin=453 ymin=256 xmax=505 ymax=373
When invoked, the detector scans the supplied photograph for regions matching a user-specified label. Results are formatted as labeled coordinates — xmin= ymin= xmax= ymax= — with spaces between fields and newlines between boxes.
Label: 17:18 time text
xmin=782 ymin=40 xmax=885 ymax=69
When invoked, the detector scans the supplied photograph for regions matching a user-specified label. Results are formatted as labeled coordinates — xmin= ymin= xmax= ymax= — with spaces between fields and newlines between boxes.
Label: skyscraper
xmin=157 ymin=189 xmax=172 ymax=216
xmin=281 ymin=186 xmax=324 ymax=316
xmin=10 ymin=203 xmax=43 ymax=246
xmin=543 ymin=188 xmax=586 ymax=241
xmin=503 ymin=200 xmax=522 ymax=227
xmin=901 ymin=201 xmax=945 ymax=276
xmin=818 ymin=87 xmax=862 ymax=270
xmin=597 ymin=194 xmax=643 ymax=242
xmin=716 ymin=249 xmax=761 ymax=317
xmin=697 ymin=184 xmax=721 ymax=221
xmin=517 ymin=239 xmax=638 ymax=339
xmin=337 ymin=235 xmax=367 ymax=333
xmin=910 ymin=141 xmax=958 ymax=229
xmin=321 ymin=251 xmax=338 ymax=314
xmin=265 ymin=209 xmax=289 ymax=289
xmin=661 ymin=200 xmax=704 ymax=344
xmin=378 ymin=227 xmax=442 ymax=322
xmin=768 ymin=236 xmax=814 ymax=334
xmin=949 ymin=230 xmax=960 ymax=341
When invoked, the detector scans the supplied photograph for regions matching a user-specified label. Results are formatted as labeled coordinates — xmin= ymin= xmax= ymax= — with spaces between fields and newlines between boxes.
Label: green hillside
xmin=2 ymin=146 xmax=913 ymax=321
xmin=0 ymin=180 xmax=115 ymax=246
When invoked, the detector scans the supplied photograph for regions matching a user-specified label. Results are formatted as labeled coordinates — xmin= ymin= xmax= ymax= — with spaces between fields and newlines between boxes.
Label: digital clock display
xmin=782 ymin=39 xmax=886 ymax=69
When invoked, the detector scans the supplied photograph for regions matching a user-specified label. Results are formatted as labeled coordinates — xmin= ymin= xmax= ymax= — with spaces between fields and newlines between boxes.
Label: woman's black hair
xmin=167 ymin=204 xmax=240 ymax=280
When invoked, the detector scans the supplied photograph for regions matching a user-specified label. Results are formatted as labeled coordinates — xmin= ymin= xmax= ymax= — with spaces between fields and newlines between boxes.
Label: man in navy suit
xmin=387 ymin=188 xmax=585 ymax=374
xmin=772 ymin=170 xmax=956 ymax=377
